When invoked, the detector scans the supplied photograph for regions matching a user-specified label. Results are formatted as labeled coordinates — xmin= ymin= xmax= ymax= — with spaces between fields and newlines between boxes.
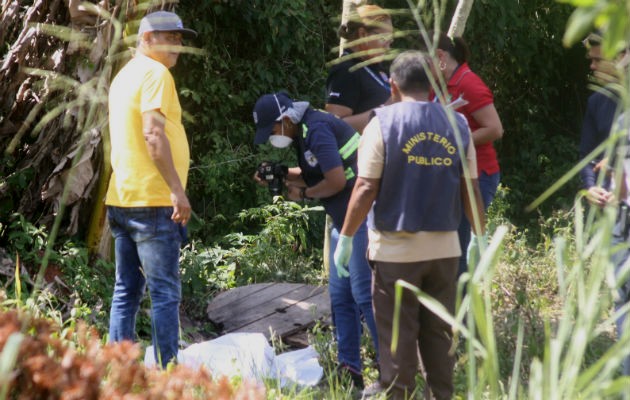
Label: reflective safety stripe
xmin=302 ymin=123 xmax=357 ymax=179
xmin=345 ymin=167 xmax=355 ymax=180
xmin=339 ymin=132 xmax=360 ymax=160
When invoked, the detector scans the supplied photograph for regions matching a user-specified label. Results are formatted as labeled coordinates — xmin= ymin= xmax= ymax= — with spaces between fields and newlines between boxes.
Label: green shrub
xmin=174 ymin=0 xmax=339 ymax=238
xmin=182 ymin=199 xmax=325 ymax=284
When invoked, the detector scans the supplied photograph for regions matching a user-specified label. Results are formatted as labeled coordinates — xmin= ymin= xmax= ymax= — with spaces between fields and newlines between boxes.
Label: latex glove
xmin=333 ymin=234 xmax=353 ymax=278
xmin=466 ymin=231 xmax=488 ymax=270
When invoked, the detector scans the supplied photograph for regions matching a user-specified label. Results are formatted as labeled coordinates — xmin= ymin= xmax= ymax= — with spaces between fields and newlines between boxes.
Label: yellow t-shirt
xmin=106 ymin=54 xmax=190 ymax=207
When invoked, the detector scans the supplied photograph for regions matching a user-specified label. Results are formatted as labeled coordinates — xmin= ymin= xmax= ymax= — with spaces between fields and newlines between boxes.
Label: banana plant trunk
xmin=0 ymin=0 xmax=160 ymax=261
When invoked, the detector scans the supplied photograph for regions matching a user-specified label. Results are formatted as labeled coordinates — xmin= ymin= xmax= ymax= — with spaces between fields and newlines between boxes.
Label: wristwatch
xmin=300 ymin=187 xmax=312 ymax=201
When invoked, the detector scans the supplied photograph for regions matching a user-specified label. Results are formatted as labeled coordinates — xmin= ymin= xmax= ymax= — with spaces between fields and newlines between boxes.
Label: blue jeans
xmin=611 ymin=216 xmax=630 ymax=376
xmin=329 ymin=223 xmax=378 ymax=373
xmin=457 ymin=171 xmax=500 ymax=278
xmin=107 ymin=206 xmax=185 ymax=368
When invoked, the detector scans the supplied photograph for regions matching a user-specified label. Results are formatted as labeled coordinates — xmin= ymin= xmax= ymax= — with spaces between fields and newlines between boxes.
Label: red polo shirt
xmin=431 ymin=63 xmax=500 ymax=175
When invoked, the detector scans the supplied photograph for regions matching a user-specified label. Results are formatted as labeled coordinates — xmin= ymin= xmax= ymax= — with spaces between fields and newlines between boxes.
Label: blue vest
xmin=294 ymin=108 xmax=360 ymax=227
xmin=368 ymin=101 xmax=470 ymax=232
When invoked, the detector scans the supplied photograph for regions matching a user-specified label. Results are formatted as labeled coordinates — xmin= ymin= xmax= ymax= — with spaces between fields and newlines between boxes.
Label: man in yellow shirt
xmin=105 ymin=10 xmax=196 ymax=368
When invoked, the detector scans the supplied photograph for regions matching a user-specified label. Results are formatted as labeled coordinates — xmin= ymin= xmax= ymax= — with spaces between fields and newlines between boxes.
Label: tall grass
xmin=385 ymin=204 xmax=629 ymax=399
xmin=2 ymin=1 xmax=630 ymax=399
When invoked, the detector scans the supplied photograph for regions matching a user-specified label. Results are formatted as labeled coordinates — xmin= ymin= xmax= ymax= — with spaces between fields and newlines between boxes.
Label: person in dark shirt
xmin=326 ymin=4 xmax=393 ymax=132
xmin=578 ymin=31 xmax=630 ymax=377
xmin=252 ymin=93 xmax=377 ymax=388
xmin=614 ymin=114 xmax=630 ymax=377
xmin=578 ymin=31 xmax=621 ymax=206
xmin=322 ymin=5 xmax=392 ymax=386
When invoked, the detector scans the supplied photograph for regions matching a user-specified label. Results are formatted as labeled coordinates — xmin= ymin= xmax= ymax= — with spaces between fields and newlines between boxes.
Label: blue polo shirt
xmin=295 ymin=108 xmax=359 ymax=228
xmin=579 ymin=89 xmax=620 ymax=189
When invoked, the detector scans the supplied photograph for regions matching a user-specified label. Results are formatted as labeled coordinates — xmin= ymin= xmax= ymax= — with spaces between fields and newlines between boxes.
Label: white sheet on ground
xmin=144 ymin=332 xmax=323 ymax=387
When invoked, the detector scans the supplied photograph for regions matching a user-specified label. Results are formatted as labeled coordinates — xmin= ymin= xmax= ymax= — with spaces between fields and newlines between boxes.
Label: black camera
xmin=257 ymin=161 xmax=288 ymax=195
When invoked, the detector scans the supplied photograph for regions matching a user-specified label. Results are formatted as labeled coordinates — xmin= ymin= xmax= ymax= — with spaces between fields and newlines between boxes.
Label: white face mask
xmin=269 ymin=134 xmax=293 ymax=148
xmin=268 ymin=121 xmax=293 ymax=148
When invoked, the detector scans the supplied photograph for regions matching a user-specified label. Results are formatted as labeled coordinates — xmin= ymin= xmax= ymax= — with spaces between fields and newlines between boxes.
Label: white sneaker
xmin=362 ymin=381 xmax=386 ymax=399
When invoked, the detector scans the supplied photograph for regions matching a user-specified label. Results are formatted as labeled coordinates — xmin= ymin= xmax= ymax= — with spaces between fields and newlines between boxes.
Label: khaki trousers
xmin=372 ymin=258 xmax=457 ymax=400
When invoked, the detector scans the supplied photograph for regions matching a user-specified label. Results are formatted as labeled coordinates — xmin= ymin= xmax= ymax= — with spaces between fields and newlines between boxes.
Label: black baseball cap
xmin=252 ymin=92 xmax=293 ymax=145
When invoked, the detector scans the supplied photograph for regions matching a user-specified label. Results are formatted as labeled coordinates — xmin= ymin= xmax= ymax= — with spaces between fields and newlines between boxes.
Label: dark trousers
xmin=373 ymin=258 xmax=458 ymax=400
xmin=612 ymin=209 xmax=630 ymax=376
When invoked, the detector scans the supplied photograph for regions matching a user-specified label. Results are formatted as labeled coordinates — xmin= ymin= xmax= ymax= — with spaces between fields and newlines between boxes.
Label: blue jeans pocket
xmin=108 ymin=206 xmax=183 ymax=246
xmin=128 ymin=209 xmax=157 ymax=242
xmin=122 ymin=208 xmax=177 ymax=243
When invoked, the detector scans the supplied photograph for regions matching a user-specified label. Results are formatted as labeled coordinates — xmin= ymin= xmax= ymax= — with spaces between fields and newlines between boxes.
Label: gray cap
xmin=138 ymin=11 xmax=197 ymax=39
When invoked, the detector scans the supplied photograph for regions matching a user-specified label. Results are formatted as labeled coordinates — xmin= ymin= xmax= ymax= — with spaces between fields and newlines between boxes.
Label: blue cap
xmin=252 ymin=92 xmax=293 ymax=145
xmin=138 ymin=11 xmax=197 ymax=39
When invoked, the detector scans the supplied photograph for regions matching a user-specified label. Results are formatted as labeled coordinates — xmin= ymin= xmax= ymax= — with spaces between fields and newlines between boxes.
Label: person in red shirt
xmin=429 ymin=32 xmax=503 ymax=278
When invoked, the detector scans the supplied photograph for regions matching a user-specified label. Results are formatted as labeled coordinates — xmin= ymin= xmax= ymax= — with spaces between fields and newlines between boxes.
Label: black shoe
xmin=337 ymin=363 xmax=365 ymax=389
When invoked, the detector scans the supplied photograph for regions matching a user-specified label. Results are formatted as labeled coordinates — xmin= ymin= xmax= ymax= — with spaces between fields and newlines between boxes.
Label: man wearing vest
xmin=252 ymin=93 xmax=378 ymax=388
xmin=334 ymin=51 xmax=485 ymax=399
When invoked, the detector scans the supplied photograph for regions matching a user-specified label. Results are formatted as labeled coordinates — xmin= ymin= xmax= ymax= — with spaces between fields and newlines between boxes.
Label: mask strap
xmin=273 ymin=94 xmax=285 ymax=136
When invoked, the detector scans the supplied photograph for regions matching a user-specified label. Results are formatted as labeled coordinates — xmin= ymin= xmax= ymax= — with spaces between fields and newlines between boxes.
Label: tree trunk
xmin=448 ymin=0 xmax=474 ymax=37
xmin=338 ymin=0 xmax=366 ymax=56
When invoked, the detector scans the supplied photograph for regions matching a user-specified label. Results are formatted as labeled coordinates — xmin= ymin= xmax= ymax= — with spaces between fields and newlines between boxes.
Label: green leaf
xmin=562 ymin=6 xmax=601 ymax=47
xmin=0 ymin=332 xmax=24 ymax=399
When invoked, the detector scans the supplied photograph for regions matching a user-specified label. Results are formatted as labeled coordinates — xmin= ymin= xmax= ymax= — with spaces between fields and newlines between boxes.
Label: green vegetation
xmin=0 ymin=0 xmax=592 ymax=244
xmin=1 ymin=192 xmax=627 ymax=398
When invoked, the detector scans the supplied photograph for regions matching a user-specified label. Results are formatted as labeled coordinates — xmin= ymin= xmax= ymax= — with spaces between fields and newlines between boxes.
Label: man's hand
xmin=143 ymin=110 xmax=191 ymax=225
xmin=286 ymin=184 xmax=304 ymax=201
xmin=253 ymin=169 xmax=267 ymax=187
xmin=333 ymin=234 xmax=353 ymax=278
xmin=586 ymin=186 xmax=614 ymax=207
xmin=170 ymin=190 xmax=191 ymax=225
